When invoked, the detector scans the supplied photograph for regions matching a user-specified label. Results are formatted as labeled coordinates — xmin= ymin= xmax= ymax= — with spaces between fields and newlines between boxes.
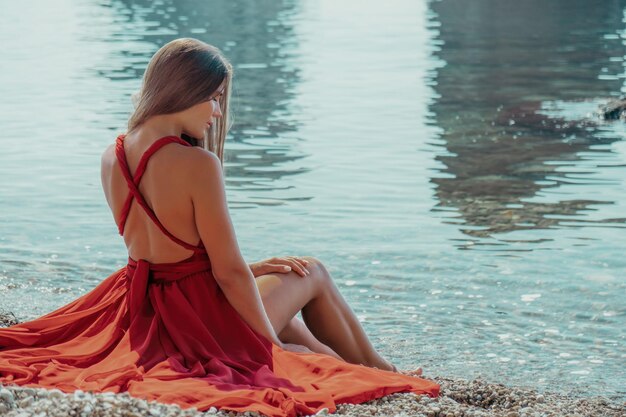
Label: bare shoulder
xmin=99 ymin=144 xmax=116 ymax=205
xmin=182 ymin=145 xmax=220 ymax=165
xmin=175 ymin=147 xmax=225 ymax=204
xmin=101 ymin=143 xmax=115 ymax=162
xmin=180 ymin=146 xmax=222 ymax=178
xmin=100 ymin=143 xmax=116 ymax=174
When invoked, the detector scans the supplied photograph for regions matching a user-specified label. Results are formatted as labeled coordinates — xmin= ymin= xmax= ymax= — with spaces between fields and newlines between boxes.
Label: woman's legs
xmin=277 ymin=316 xmax=343 ymax=360
xmin=298 ymin=256 xmax=396 ymax=371
xmin=280 ymin=315 xmax=422 ymax=375
xmin=255 ymin=256 xmax=396 ymax=372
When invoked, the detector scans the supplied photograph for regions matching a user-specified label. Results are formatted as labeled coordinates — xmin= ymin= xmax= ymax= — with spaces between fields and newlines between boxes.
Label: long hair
xmin=128 ymin=38 xmax=233 ymax=166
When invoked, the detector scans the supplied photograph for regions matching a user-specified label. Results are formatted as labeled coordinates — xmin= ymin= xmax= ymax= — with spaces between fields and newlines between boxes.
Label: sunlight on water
xmin=0 ymin=0 xmax=624 ymax=399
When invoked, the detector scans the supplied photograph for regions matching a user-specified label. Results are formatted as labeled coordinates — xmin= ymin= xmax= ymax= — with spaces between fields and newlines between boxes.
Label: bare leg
xmin=299 ymin=257 xmax=397 ymax=372
xmin=281 ymin=316 xmax=423 ymax=376
xmin=278 ymin=316 xmax=344 ymax=361
xmin=255 ymin=256 xmax=405 ymax=373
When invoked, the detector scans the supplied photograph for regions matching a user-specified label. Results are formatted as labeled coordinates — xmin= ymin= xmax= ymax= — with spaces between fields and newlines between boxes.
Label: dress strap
xmin=114 ymin=134 xmax=204 ymax=253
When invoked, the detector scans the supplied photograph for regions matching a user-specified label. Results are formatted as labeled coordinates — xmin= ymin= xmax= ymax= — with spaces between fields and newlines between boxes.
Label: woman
xmin=0 ymin=38 xmax=438 ymax=416
xmin=122 ymin=38 xmax=399 ymax=374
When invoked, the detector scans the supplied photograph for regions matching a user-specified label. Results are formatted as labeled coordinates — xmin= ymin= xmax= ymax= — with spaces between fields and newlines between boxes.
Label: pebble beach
xmin=1 ymin=314 xmax=624 ymax=417
xmin=2 ymin=0 xmax=626 ymax=413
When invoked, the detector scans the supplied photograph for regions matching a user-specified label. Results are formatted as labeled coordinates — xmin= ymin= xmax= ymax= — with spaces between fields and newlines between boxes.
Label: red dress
xmin=0 ymin=134 xmax=439 ymax=417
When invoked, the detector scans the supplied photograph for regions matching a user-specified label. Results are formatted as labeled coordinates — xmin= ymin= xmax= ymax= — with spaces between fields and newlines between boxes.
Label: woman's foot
xmin=369 ymin=357 xmax=400 ymax=373
xmin=364 ymin=353 xmax=424 ymax=376
xmin=399 ymin=366 xmax=423 ymax=377
xmin=384 ymin=362 xmax=425 ymax=376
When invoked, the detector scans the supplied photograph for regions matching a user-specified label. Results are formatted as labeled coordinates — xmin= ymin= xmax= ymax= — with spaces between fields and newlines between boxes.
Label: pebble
xmin=0 ymin=387 xmax=15 ymax=402
xmin=48 ymin=388 xmax=65 ymax=400
xmin=21 ymin=388 xmax=36 ymax=397
xmin=18 ymin=396 xmax=34 ymax=408
xmin=0 ymin=374 xmax=623 ymax=417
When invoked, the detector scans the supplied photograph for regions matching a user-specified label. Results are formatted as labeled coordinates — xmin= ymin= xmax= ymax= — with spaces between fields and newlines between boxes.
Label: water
xmin=0 ymin=0 xmax=624 ymax=400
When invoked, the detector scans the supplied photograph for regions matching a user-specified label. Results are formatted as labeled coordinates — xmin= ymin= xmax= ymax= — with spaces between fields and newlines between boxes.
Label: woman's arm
xmin=188 ymin=148 xmax=283 ymax=347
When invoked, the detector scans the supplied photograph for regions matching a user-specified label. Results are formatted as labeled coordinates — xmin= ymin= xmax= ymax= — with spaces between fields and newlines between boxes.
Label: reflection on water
xmin=98 ymin=0 xmax=306 ymax=205
xmin=430 ymin=0 xmax=626 ymax=244
xmin=0 ymin=0 xmax=625 ymax=400
xmin=0 ymin=0 xmax=308 ymax=314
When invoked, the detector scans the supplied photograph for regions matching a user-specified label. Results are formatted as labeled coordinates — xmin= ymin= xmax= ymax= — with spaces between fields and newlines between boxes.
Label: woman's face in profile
xmin=180 ymin=84 xmax=225 ymax=139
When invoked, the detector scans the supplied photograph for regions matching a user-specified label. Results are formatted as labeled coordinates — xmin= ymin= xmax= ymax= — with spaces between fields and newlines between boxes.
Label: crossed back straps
xmin=114 ymin=134 xmax=204 ymax=253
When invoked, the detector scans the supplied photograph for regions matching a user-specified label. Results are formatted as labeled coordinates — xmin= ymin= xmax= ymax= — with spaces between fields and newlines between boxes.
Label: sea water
xmin=0 ymin=0 xmax=624 ymax=399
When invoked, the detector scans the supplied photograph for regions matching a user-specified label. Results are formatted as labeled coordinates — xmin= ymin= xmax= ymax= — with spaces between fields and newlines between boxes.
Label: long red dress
xmin=0 ymin=134 xmax=439 ymax=417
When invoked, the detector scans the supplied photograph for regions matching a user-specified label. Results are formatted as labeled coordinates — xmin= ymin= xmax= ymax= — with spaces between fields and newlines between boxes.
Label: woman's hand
xmin=248 ymin=257 xmax=310 ymax=278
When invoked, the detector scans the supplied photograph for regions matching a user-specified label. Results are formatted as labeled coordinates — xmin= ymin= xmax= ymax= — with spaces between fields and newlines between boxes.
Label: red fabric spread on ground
xmin=0 ymin=134 xmax=440 ymax=417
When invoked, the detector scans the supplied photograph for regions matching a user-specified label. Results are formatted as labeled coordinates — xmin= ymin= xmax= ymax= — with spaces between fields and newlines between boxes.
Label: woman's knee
xmin=300 ymin=256 xmax=333 ymax=289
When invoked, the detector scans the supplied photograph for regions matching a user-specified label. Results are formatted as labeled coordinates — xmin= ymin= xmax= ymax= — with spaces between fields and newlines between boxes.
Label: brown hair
xmin=128 ymin=38 xmax=233 ymax=165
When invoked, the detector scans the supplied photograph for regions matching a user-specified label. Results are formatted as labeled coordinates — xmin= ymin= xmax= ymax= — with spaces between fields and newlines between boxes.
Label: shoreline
xmin=1 ymin=314 xmax=624 ymax=416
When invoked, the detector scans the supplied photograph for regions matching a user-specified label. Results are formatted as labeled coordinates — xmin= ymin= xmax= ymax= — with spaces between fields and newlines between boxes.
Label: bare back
xmin=100 ymin=133 xmax=202 ymax=263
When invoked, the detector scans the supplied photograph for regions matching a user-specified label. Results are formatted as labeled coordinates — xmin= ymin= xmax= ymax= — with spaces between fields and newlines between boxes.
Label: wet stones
xmin=0 ymin=310 xmax=20 ymax=327
xmin=597 ymin=97 xmax=626 ymax=120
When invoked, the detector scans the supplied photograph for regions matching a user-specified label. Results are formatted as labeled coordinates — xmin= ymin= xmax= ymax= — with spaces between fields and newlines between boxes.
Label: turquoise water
xmin=1 ymin=0 xmax=624 ymax=399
